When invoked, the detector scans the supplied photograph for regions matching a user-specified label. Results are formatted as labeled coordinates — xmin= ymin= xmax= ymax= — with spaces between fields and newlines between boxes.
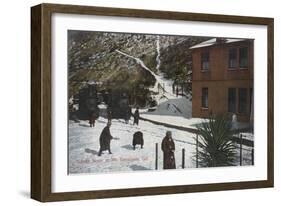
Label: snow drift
xmin=146 ymin=97 xmax=192 ymax=118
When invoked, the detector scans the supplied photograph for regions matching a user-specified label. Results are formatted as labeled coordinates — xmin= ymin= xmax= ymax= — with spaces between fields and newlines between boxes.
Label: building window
xmin=239 ymin=47 xmax=248 ymax=68
xmin=201 ymin=52 xmax=209 ymax=71
xmin=228 ymin=88 xmax=236 ymax=112
xmin=238 ymin=88 xmax=247 ymax=114
xmin=228 ymin=48 xmax=237 ymax=69
xmin=202 ymin=88 xmax=208 ymax=108
xmin=250 ymin=88 xmax=253 ymax=115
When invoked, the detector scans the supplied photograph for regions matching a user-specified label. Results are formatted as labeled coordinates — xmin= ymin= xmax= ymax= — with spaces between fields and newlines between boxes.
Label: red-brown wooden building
xmin=190 ymin=38 xmax=254 ymax=122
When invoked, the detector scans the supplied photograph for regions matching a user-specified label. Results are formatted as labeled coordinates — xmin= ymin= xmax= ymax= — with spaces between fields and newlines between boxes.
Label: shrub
xmin=195 ymin=114 xmax=236 ymax=167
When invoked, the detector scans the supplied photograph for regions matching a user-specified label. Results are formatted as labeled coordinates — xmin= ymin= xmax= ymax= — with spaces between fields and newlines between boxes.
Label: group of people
xmin=124 ymin=107 xmax=140 ymax=125
xmin=87 ymin=105 xmax=176 ymax=169
xmin=97 ymin=118 xmax=176 ymax=169
xmin=97 ymin=107 xmax=140 ymax=156
xmin=89 ymin=107 xmax=140 ymax=128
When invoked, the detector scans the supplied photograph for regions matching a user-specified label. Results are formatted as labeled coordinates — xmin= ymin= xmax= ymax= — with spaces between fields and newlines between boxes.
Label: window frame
xmin=239 ymin=46 xmax=249 ymax=69
xmin=201 ymin=87 xmax=209 ymax=108
xmin=238 ymin=88 xmax=248 ymax=114
xmin=228 ymin=88 xmax=237 ymax=113
xmin=201 ymin=51 xmax=210 ymax=71
xmin=228 ymin=48 xmax=238 ymax=70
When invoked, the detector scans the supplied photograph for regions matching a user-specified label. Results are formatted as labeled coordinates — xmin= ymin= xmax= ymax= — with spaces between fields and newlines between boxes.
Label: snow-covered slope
xmin=69 ymin=116 xmax=253 ymax=174
xmin=69 ymin=117 xmax=197 ymax=174
xmin=146 ymin=97 xmax=192 ymax=118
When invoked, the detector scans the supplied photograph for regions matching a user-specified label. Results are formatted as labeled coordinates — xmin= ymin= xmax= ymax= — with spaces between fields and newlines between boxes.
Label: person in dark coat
xmin=161 ymin=131 xmax=176 ymax=169
xmin=89 ymin=111 xmax=96 ymax=127
xmin=172 ymin=83 xmax=175 ymax=94
xmin=107 ymin=107 xmax=112 ymax=123
xmin=132 ymin=131 xmax=144 ymax=150
xmin=133 ymin=107 xmax=140 ymax=125
xmin=98 ymin=122 xmax=113 ymax=156
xmin=125 ymin=106 xmax=131 ymax=124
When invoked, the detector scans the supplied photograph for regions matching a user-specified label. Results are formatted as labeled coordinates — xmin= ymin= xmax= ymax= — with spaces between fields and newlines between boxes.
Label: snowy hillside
xmin=68 ymin=30 xmax=208 ymax=102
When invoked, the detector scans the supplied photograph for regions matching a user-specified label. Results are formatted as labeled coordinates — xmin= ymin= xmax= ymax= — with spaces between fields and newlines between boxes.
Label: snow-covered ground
xmin=69 ymin=116 xmax=253 ymax=174
xmin=144 ymin=97 xmax=192 ymax=118
xmin=141 ymin=113 xmax=252 ymax=130
xmin=140 ymin=96 xmax=251 ymax=130
xmin=140 ymin=96 xmax=204 ymax=129
xmin=69 ymin=117 xmax=197 ymax=174
xmin=137 ymin=90 xmax=206 ymax=129
xmin=142 ymin=114 xmax=203 ymax=129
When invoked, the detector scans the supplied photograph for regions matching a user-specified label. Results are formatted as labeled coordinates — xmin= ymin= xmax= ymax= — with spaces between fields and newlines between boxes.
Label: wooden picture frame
xmin=31 ymin=3 xmax=274 ymax=202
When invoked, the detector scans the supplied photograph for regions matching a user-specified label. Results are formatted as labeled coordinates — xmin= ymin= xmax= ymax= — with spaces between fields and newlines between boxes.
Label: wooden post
xmin=251 ymin=148 xmax=254 ymax=165
xmin=182 ymin=148 xmax=185 ymax=169
xmin=240 ymin=134 xmax=243 ymax=166
xmin=155 ymin=143 xmax=158 ymax=170
xmin=196 ymin=134 xmax=199 ymax=168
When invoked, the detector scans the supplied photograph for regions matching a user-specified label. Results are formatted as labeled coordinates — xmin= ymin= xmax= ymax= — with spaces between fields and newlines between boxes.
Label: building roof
xmin=189 ymin=38 xmax=246 ymax=49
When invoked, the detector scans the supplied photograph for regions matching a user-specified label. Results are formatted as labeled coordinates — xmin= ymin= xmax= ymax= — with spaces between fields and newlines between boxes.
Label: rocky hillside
xmin=68 ymin=30 xmax=209 ymax=99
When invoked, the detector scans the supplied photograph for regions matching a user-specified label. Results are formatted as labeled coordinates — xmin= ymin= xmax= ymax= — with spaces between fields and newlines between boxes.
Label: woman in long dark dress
xmin=161 ymin=131 xmax=176 ymax=169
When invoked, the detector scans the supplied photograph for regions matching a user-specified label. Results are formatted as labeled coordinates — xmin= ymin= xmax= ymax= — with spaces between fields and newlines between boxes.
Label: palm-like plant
xmin=195 ymin=114 xmax=236 ymax=167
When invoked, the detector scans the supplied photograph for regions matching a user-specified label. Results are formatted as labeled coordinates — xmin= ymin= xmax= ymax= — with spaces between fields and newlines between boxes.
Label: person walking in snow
xmin=133 ymin=107 xmax=140 ymax=125
xmin=125 ymin=106 xmax=131 ymax=124
xmin=89 ymin=111 xmax=97 ymax=127
xmin=98 ymin=121 xmax=113 ymax=156
xmin=107 ymin=107 xmax=112 ymax=123
xmin=161 ymin=131 xmax=176 ymax=169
